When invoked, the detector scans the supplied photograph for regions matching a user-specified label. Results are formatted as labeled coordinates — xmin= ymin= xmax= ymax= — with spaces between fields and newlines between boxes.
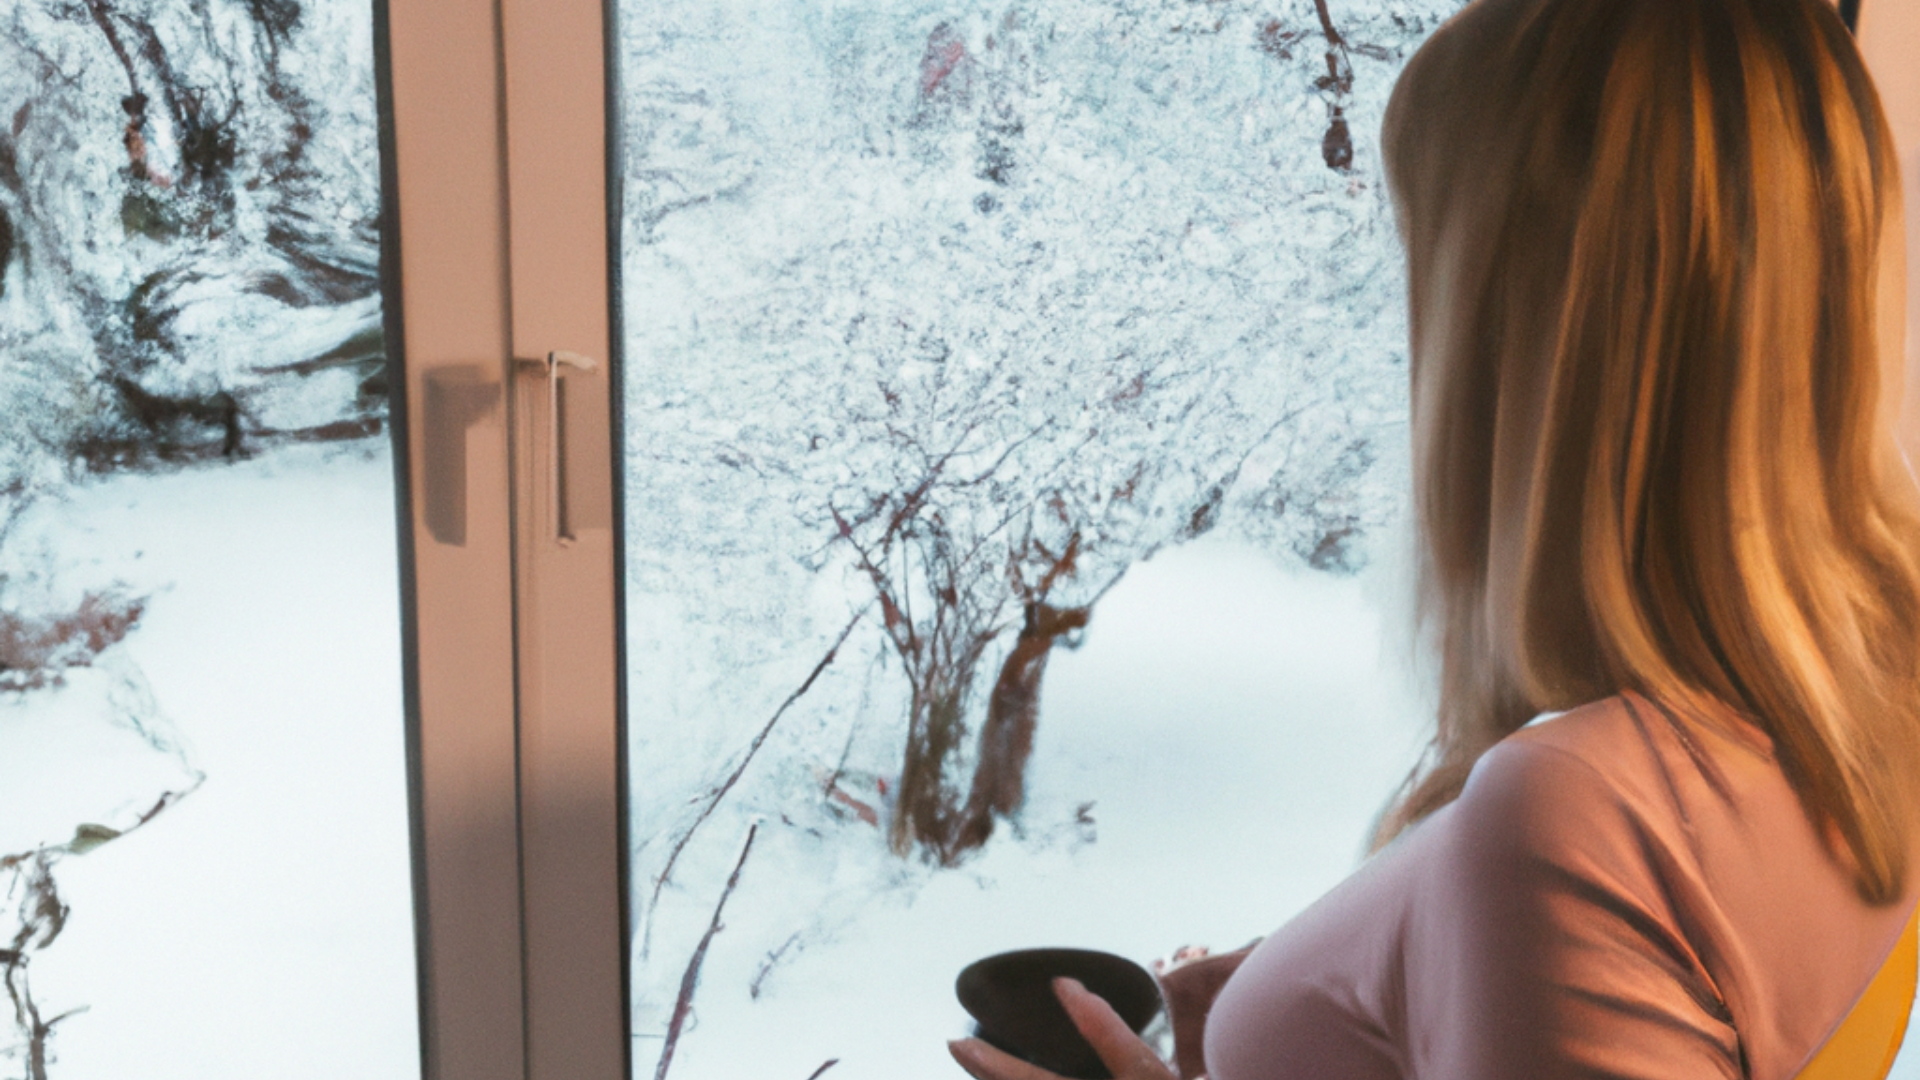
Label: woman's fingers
xmin=948 ymin=1037 xmax=1069 ymax=1080
xmin=1053 ymin=977 xmax=1177 ymax=1080
xmin=945 ymin=981 xmax=1176 ymax=1080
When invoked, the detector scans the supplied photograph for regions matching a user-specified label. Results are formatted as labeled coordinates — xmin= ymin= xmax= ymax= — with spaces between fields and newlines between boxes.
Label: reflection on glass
xmin=0 ymin=1 xmax=413 ymax=1077
xmin=617 ymin=2 xmax=1454 ymax=1076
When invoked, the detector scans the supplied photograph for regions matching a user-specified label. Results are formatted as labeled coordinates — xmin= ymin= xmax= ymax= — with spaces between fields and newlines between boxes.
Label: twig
xmin=1312 ymin=0 xmax=1346 ymax=47
xmin=750 ymin=931 xmax=803 ymax=1000
xmin=645 ymin=611 xmax=864 ymax=949
xmin=654 ymin=824 xmax=759 ymax=1080
xmin=803 ymin=1059 xmax=841 ymax=1080
xmin=3 ymin=773 xmax=201 ymax=1071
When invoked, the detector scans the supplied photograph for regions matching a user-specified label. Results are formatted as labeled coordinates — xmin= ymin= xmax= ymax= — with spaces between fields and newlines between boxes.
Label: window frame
xmin=378 ymin=0 xmax=627 ymax=1077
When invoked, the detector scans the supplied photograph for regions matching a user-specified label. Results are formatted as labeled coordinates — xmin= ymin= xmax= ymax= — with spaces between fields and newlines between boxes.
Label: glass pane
xmin=0 ymin=2 xmax=415 ymax=1077
xmin=615 ymin=2 xmax=1443 ymax=1077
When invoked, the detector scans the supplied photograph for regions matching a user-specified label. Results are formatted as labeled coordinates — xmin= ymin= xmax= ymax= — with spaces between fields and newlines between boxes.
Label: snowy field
xmin=0 ymin=442 xmax=418 ymax=1080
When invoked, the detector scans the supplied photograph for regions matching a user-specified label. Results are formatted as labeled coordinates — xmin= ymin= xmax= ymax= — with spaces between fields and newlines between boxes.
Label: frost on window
xmin=0 ymin=1 xmax=403 ymax=1076
xmin=619 ymin=1 xmax=1458 ymax=1076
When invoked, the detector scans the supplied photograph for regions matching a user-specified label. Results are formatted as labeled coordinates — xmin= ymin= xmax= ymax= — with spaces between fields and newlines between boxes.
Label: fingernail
xmin=1053 ymin=976 xmax=1087 ymax=995
xmin=947 ymin=1038 xmax=981 ymax=1063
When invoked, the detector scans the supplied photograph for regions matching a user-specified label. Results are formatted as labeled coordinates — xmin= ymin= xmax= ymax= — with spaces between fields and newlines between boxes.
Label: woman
xmin=948 ymin=0 xmax=1920 ymax=1075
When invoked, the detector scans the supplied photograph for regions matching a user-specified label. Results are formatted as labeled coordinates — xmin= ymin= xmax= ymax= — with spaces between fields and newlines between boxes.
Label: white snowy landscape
xmin=0 ymin=443 xmax=417 ymax=1080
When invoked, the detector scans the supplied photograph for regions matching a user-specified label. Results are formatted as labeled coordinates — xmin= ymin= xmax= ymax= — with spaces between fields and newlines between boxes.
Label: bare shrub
xmin=0 ymin=591 xmax=145 ymax=692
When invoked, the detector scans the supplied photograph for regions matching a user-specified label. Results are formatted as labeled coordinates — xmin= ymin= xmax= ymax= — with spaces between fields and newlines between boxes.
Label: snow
xmin=1 ymin=442 xmax=418 ymax=1080
xmin=0 ymin=0 xmax=383 ymax=481
xmin=0 ymin=654 xmax=196 ymax=860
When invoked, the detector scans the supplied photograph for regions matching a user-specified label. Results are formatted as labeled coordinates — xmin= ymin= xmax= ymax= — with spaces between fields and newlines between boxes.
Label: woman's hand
xmin=947 ymin=977 xmax=1180 ymax=1080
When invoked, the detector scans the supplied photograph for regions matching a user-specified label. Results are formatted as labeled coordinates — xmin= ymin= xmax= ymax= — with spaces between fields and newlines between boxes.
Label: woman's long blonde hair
xmin=1373 ymin=0 xmax=1920 ymax=903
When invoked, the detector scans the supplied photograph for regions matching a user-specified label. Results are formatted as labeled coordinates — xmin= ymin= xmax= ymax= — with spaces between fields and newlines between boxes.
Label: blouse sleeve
xmin=1405 ymin=737 xmax=1745 ymax=1079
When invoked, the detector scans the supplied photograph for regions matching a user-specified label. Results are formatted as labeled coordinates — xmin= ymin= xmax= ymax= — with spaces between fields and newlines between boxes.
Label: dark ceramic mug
xmin=956 ymin=948 xmax=1164 ymax=1080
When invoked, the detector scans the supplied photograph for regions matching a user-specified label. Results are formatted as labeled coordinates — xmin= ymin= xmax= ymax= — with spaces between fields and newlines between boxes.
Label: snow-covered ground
xmin=0 ymin=441 xmax=418 ymax=1080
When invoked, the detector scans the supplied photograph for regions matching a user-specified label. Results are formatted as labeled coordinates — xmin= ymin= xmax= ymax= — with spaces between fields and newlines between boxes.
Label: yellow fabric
xmin=1797 ymin=901 xmax=1920 ymax=1080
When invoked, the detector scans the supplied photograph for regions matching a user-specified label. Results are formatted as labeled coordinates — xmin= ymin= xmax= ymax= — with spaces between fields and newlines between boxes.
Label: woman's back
xmin=1205 ymin=692 xmax=1918 ymax=1080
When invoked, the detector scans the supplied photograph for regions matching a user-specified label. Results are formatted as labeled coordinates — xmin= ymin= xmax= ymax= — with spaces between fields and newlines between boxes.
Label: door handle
xmin=516 ymin=349 xmax=599 ymax=546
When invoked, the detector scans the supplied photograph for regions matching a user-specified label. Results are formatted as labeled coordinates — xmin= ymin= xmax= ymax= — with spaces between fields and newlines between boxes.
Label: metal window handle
xmin=517 ymin=349 xmax=599 ymax=546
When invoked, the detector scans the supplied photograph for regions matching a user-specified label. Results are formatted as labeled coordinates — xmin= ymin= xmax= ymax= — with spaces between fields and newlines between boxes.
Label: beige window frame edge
xmin=378 ymin=0 xmax=627 ymax=1078
xmin=1855 ymin=3 xmax=1920 ymax=467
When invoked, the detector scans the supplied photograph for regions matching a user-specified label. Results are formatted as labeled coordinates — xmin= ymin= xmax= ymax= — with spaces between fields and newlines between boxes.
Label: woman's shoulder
xmin=1440 ymin=691 xmax=1785 ymax=879
xmin=1473 ymin=691 xmax=1772 ymax=812
xmin=1443 ymin=700 xmax=1650 ymax=868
